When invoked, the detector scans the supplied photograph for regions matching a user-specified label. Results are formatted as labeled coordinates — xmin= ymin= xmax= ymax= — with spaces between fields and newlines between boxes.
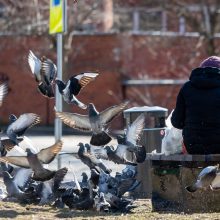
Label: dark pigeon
xmin=55 ymin=101 xmax=129 ymax=146
xmin=6 ymin=113 xmax=40 ymax=145
xmin=0 ymin=141 xmax=63 ymax=181
xmin=56 ymin=72 xmax=99 ymax=109
xmin=28 ymin=50 xmax=57 ymax=99
xmin=94 ymin=113 xmax=145 ymax=164
xmin=39 ymin=167 xmax=68 ymax=205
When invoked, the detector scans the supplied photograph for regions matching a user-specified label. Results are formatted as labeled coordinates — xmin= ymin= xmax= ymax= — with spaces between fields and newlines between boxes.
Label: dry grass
xmin=0 ymin=199 xmax=220 ymax=220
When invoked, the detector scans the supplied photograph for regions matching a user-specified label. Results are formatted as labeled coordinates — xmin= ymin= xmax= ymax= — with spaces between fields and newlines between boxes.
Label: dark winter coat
xmin=171 ymin=67 xmax=220 ymax=154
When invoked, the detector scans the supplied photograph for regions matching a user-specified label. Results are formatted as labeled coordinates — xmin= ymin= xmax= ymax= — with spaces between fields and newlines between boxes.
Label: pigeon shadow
xmin=55 ymin=209 xmax=123 ymax=219
xmin=0 ymin=209 xmax=34 ymax=218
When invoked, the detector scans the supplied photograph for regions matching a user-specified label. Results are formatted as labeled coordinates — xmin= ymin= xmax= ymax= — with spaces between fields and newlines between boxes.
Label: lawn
xmin=0 ymin=199 xmax=220 ymax=220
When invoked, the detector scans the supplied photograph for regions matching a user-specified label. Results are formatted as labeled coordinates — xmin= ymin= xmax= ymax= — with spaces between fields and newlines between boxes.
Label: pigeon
xmin=77 ymin=143 xmax=111 ymax=174
xmin=2 ymin=168 xmax=35 ymax=202
xmin=94 ymin=192 xmax=111 ymax=212
xmin=55 ymin=72 xmax=99 ymax=109
xmin=93 ymin=114 xmax=145 ymax=164
xmin=161 ymin=110 xmax=183 ymax=156
xmin=0 ymin=141 xmax=63 ymax=181
xmin=28 ymin=50 xmax=57 ymax=98
xmin=55 ymin=101 xmax=129 ymax=146
xmin=185 ymin=165 xmax=219 ymax=192
xmin=39 ymin=167 xmax=68 ymax=205
xmin=6 ymin=113 xmax=40 ymax=145
xmin=0 ymin=82 xmax=8 ymax=107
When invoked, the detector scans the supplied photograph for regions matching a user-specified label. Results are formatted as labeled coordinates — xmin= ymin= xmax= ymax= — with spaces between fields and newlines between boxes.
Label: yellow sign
xmin=49 ymin=0 xmax=64 ymax=34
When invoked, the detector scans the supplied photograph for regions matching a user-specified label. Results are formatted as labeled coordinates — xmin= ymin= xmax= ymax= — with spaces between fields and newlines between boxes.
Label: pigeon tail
xmin=32 ymin=169 xmax=56 ymax=182
xmin=185 ymin=184 xmax=198 ymax=193
xmin=90 ymin=131 xmax=112 ymax=146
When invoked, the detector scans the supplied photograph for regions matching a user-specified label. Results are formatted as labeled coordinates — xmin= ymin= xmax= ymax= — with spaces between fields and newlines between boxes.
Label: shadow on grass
xmin=55 ymin=209 xmax=124 ymax=219
xmin=0 ymin=210 xmax=34 ymax=218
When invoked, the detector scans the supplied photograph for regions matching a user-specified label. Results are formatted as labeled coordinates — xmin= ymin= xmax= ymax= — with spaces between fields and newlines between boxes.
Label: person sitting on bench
xmin=171 ymin=56 xmax=220 ymax=154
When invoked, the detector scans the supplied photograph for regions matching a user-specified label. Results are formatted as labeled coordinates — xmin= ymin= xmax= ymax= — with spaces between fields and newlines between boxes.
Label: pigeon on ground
xmin=6 ymin=113 xmax=40 ymax=145
xmin=185 ymin=165 xmax=219 ymax=192
xmin=93 ymin=114 xmax=145 ymax=164
xmin=0 ymin=141 xmax=63 ymax=181
xmin=2 ymin=168 xmax=36 ymax=202
xmin=28 ymin=50 xmax=57 ymax=98
xmin=94 ymin=192 xmax=111 ymax=212
xmin=161 ymin=110 xmax=183 ymax=156
xmin=55 ymin=72 xmax=99 ymax=109
xmin=39 ymin=167 xmax=68 ymax=205
xmin=56 ymin=101 xmax=129 ymax=146
xmin=0 ymin=82 xmax=8 ymax=107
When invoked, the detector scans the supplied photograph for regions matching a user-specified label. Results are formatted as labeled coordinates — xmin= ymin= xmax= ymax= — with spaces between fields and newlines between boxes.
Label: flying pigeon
xmin=185 ymin=165 xmax=219 ymax=192
xmin=93 ymin=114 xmax=145 ymax=164
xmin=0 ymin=141 xmax=63 ymax=181
xmin=55 ymin=101 xmax=129 ymax=146
xmin=55 ymin=72 xmax=99 ymax=109
xmin=28 ymin=50 xmax=57 ymax=98
xmin=77 ymin=143 xmax=111 ymax=174
xmin=6 ymin=113 xmax=40 ymax=145
xmin=0 ymin=82 xmax=8 ymax=107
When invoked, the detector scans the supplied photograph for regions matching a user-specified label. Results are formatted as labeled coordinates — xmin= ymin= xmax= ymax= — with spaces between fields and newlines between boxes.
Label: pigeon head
xmin=25 ymin=148 xmax=33 ymax=155
xmin=9 ymin=114 xmax=17 ymax=123
xmin=81 ymin=172 xmax=88 ymax=180
xmin=55 ymin=79 xmax=66 ymax=93
xmin=88 ymin=103 xmax=99 ymax=117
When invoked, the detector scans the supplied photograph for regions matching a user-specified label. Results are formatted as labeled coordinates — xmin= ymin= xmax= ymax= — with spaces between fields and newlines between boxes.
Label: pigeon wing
xmin=1 ymin=137 xmax=23 ymax=151
xmin=0 ymin=82 xmax=8 ymax=106
xmin=37 ymin=141 xmax=63 ymax=164
xmin=53 ymin=167 xmax=68 ymax=191
xmin=74 ymin=72 xmax=99 ymax=90
xmin=55 ymin=111 xmax=91 ymax=131
xmin=0 ymin=156 xmax=30 ymax=168
xmin=28 ymin=50 xmax=41 ymax=82
xmin=126 ymin=114 xmax=145 ymax=146
xmin=41 ymin=58 xmax=57 ymax=84
xmin=100 ymin=101 xmax=129 ymax=125
xmin=8 ymin=113 xmax=40 ymax=136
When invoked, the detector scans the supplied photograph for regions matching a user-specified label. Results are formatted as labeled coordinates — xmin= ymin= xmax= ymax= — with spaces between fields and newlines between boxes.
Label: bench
xmin=147 ymin=153 xmax=220 ymax=212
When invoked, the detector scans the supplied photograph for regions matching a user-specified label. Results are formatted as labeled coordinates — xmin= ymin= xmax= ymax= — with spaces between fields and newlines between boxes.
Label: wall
xmin=0 ymin=34 xmax=210 ymax=129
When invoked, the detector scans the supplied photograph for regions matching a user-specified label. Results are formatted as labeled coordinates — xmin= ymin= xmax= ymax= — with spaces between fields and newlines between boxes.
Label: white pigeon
xmin=186 ymin=165 xmax=220 ymax=192
xmin=161 ymin=110 xmax=183 ymax=156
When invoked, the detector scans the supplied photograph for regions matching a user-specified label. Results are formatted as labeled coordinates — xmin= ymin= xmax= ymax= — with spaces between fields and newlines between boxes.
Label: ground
xmin=0 ymin=199 xmax=220 ymax=220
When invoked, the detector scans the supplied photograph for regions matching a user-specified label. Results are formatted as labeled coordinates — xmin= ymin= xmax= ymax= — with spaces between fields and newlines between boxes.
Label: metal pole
xmin=55 ymin=33 xmax=63 ymax=168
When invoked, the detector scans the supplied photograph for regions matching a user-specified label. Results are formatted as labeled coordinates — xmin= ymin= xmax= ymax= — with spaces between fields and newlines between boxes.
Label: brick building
xmin=0 ymin=1 xmax=219 ymax=129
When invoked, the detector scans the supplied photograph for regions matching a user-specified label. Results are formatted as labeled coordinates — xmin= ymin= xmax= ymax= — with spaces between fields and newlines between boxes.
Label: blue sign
xmin=53 ymin=0 xmax=60 ymax=7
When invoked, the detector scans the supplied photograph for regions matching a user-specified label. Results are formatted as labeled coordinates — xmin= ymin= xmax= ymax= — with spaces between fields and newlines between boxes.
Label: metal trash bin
xmin=123 ymin=106 xmax=168 ymax=198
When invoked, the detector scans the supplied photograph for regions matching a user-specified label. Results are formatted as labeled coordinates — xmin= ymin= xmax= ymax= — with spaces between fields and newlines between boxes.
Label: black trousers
xmin=184 ymin=142 xmax=220 ymax=154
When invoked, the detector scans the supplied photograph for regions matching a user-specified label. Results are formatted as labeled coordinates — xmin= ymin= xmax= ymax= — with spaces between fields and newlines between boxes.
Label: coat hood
xmin=189 ymin=67 xmax=220 ymax=89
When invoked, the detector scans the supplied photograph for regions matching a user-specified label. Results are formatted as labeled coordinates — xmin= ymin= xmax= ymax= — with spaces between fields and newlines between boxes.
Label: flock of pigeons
xmin=0 ymin=51 xmax=147 ymax=213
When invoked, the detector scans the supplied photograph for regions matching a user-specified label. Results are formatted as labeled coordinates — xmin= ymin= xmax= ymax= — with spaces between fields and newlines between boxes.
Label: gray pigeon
xmin=77 ymin=143 xmax=111 ymax=174
xmin=28 ymin=50 xmax=57 ymax=98
xmin=94 ymin=192 xmax=111 ymax=212
xmin=0 ymin=141 xmax=63 ymax=181
xmin=2 ymin=168 xmax=34 ymax=201
xmin=94 ymin=113 xmax=145 ymax=164
xmin=55 ymin=72 xmax=99 ymax=109
xmin=186 ymin=165 xmax=219 ymax=192
xmin=39 ymin=167 xmax=68 ymax=205
xmin=55 ymin=101 xmax=129 ymax=146
xmin=6 ymin=113 xmax=40 ymax=145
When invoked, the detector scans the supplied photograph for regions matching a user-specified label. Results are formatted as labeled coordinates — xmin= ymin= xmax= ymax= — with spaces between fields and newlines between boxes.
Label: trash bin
xmin=123 ymin=106 xmax=168 ymax=198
